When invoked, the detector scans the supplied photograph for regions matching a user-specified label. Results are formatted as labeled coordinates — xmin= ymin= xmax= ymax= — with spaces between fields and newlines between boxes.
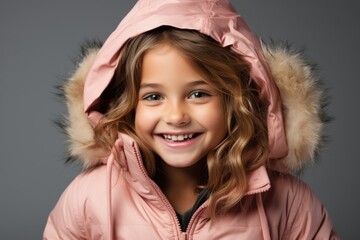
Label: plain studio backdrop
xmin=0 ymin=1 xmax=358 ymax=238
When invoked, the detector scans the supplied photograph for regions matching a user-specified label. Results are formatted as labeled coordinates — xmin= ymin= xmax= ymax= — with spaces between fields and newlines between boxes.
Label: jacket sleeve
xmin=43 ymin=176 xmax=87 ymax=240
xmin=283 ymin=177 xmax=339 ymax=239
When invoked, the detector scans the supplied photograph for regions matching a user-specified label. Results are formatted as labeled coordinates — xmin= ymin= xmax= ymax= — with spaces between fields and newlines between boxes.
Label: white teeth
xmin=163 ymin=134 xmax=195 ymax=142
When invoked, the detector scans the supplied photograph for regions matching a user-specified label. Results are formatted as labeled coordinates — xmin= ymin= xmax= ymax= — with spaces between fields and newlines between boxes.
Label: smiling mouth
xmin=161 ymin=133 xmax=200 ymax=142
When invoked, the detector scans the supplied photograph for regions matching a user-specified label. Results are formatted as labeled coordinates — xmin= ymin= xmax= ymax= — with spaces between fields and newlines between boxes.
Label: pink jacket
xmin=44 ymin=135 xmax=337 ymax=240
xmin=44 ymin=0 xmax=338 ymax=239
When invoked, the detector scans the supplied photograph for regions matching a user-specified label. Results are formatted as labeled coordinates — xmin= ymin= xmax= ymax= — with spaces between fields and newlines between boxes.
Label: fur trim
xmin=262 ymin=42 xmax=328 ymax=172
xmin=60 ymin=41 xmax=108 ymax=169
xmin=60 ymin=41 xmax=328 ymax=171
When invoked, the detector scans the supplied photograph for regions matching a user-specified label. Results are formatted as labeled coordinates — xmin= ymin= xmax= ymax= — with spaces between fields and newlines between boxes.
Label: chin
xmin=157 ymin=154 xmax=206 ymax=169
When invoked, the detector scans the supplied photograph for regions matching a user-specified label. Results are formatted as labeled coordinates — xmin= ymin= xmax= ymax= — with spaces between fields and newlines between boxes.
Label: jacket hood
xmin=61 ymin=0 xmax=327 ymax=173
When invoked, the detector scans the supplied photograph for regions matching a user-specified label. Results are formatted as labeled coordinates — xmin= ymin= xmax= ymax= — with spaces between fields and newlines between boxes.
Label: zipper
xmin=184 ymin=203 xmax=207 ymax=238
xmin=131 ymin=144 xmax=187 ymax=239
xmin=180 ymin=232 xmax=188 ymax=240
xmin=130 ymin=142 xmax=270 ymax=239
xmin=245 ymin=182 xmax=271 ymax=196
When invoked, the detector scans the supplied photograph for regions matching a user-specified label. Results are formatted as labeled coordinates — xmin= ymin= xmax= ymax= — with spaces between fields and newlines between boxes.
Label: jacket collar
xmin=116 ymin=133 xmax=270 ymax=196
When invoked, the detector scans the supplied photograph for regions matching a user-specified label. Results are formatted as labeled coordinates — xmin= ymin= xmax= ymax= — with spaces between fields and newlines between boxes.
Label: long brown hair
xmin=94 ymin=26 xmax=269 ymax=217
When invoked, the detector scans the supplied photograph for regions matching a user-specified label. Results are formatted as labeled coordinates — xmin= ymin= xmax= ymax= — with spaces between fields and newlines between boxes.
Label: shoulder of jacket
xmin=267 ymin=170 xmax=310 ymax=194
xmin=264 ymin=169 xmax=317 ymax=211
xmin=265 ymin=170 xmax=327 ymax=219
xmin=266 ymin=171 xmax=336 ymax=238
xmin=67 ymin=165 xmax=124 ymax=200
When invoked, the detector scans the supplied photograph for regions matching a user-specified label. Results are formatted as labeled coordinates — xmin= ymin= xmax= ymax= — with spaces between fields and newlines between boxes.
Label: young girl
xmin=44 ymin=0 xmax=338 ymax=239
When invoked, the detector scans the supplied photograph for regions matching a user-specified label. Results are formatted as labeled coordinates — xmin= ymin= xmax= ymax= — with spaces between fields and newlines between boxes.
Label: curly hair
xmin=94 ymin=26 xmax=269 ymax=217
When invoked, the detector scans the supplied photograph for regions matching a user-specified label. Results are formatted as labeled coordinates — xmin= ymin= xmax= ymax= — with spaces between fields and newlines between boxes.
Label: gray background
xmin=0 ymin=0 xmax=358 ymax=239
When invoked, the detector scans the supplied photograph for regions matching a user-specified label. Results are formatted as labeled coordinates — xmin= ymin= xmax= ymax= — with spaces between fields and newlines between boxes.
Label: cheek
xmin=198 ymin=102 xmax=227 ymax=134
xmin=209 ymin=114 xmax=227 ymax=137
xmin=134 ymin=105 xmax=156 ymax=137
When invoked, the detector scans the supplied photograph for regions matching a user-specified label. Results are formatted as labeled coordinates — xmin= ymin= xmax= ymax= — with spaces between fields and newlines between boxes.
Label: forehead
xmin=143 ymin=43 xmax=222 ymax=88
xmin=141 ymin=44 xmax=202 ymax=81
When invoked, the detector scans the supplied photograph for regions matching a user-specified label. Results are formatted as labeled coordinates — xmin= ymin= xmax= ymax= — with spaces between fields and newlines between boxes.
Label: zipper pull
xmin=180 ymin=232 xmax=188 ymax=240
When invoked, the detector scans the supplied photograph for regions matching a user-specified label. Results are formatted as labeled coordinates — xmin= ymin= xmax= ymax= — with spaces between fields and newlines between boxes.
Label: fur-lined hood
xmin=60 ymin=0 xmax=327 ymax=173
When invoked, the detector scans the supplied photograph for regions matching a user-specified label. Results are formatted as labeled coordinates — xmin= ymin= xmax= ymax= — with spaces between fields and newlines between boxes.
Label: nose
xmin=163 ymin=101 xmax=190 ymax=126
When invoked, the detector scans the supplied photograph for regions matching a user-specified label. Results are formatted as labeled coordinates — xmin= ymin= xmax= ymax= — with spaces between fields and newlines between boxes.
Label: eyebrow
xmin=139 ymin=80 xmax=209 ymax=89
xmin=187 ymin=80 xmax=209 ymax=87
xmin=139 ymin=83 xmax=161 ymax=89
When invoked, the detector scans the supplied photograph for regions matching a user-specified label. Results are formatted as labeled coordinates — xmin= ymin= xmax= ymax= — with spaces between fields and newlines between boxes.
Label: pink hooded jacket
xmin=44 ymin=0 xmax=338 ymax=239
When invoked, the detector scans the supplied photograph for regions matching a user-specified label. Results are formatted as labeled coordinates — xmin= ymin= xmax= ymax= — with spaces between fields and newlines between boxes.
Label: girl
xmin=44 ymin=0 xmax=338 ymax=239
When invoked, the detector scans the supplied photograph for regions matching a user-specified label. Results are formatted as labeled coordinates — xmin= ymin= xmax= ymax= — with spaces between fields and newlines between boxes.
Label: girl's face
xmin=135 ymin=44 xmax=227 ymax=168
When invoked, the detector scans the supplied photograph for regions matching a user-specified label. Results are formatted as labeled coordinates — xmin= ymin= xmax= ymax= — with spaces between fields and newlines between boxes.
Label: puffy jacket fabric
xmin=44 ymin=135 xmax=337 ymax=239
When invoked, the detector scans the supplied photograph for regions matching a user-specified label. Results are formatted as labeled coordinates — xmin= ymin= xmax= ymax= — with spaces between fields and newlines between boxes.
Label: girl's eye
xmin=189 ymin=91 xmax=210 ymax=99
xmin=143 ymin=93 xmax=162 ymax=101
